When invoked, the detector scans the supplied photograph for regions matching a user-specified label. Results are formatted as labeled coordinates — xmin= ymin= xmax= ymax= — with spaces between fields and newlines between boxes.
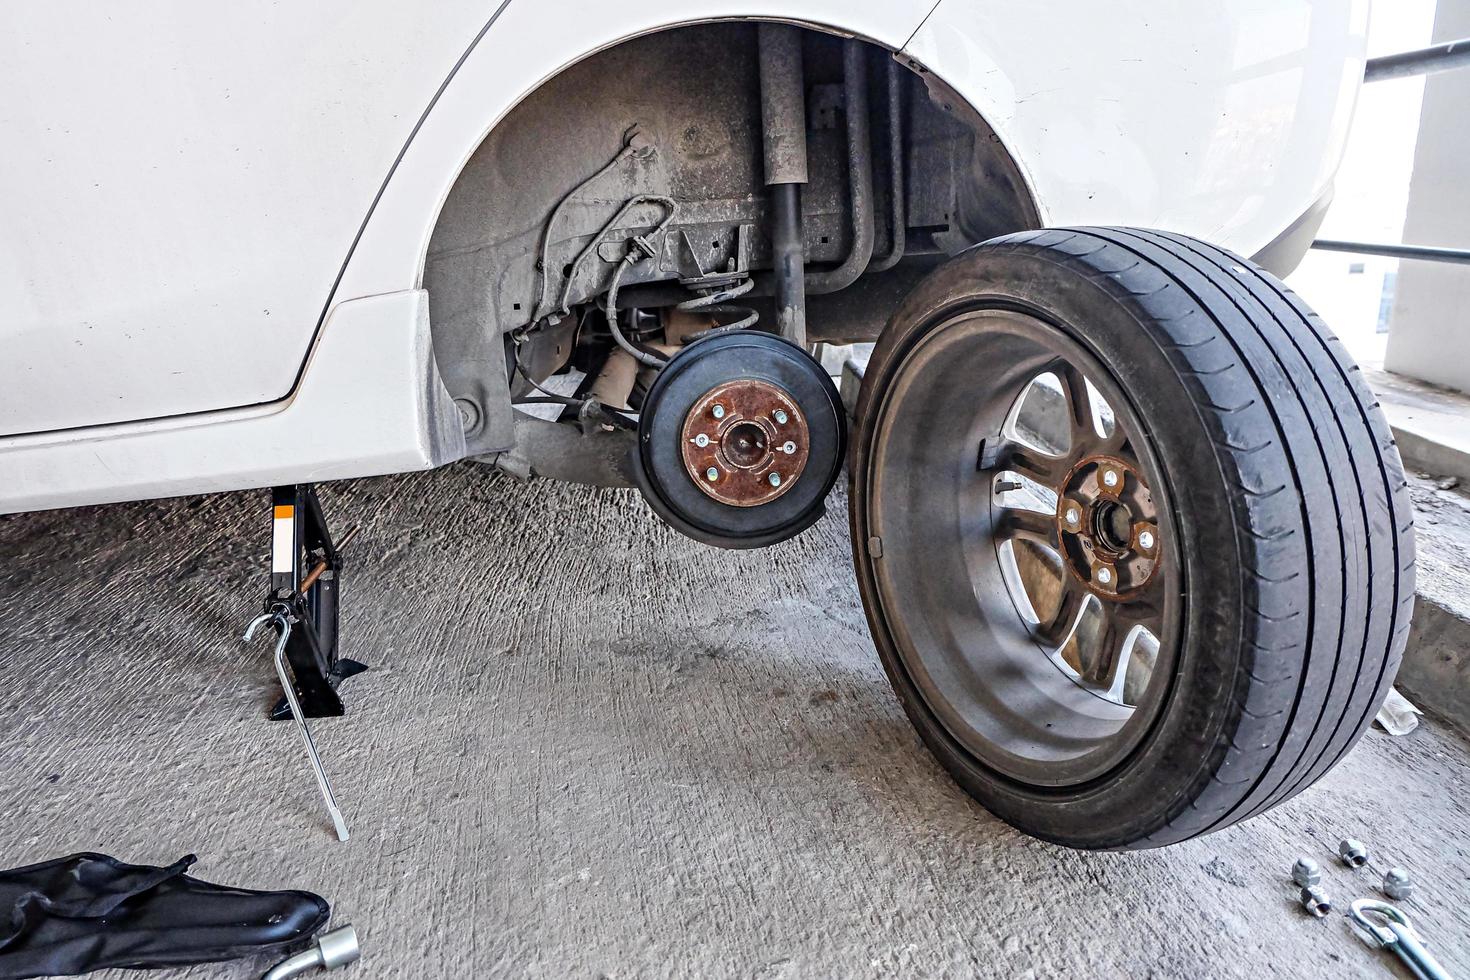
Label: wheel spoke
xmin=1035 ymin=581 xmax=1086 ymax=647
xmin=1077 ymin=604 xmax=1128 ymax=689
xmin=1056 ymin=362 xmax=1100 ymax=450
xmin=1118 ymin=582 xmax=1167 ymax=632
xmin=995 ymin=507 xmax=1058 ymax=549
xmin=988 ymin=438 xmax=1066 ymax=488
xmin=1077 ymin=596 xmax=1165 ymax=693
xmin=1098 ymin=424 xmax=1131 ymax=457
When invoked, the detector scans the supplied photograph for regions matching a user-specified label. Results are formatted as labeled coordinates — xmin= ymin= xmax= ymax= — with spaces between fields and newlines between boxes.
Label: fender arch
xmin=324 ymin=2 xmax=941 ymax=312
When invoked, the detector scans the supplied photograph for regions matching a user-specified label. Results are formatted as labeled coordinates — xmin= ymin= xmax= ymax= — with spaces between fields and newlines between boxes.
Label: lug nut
xmin=1096 ymin=567 xmax=1113 ymax=585
xmin=1138 ymin=530 xmax=1155 ymax=550
xmin=1102 ymin=469 xmax=1120 ymax=488
xmin=768 ymin=473 xmax=782 ymax=487
xmin=1299 ymin=885 xmax=1332 ymax=918
xmin=1382 ymin=867 xmax=1414 ymax=900
xmin=712 ymin=404 xmax=726 ymax=419
xmin=693 ymin=433 xmax=710 ymax=448
xmin=1292 ymin=857 xmax=1321 ymax=888
xmin=773 ymin=409 xmax=788 ymax=424
xmin=705 ymin=467 xmax=719 ymax=482
xmin=1339 ymin=839 xmax=1369 ymax=869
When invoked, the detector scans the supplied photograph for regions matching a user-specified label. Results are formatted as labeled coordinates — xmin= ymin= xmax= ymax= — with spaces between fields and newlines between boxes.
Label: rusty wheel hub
xmin=681 ymin=379 xmax=809 ymax=507
xmin=635 ymin=330 xmax=845 ymax=548
xmin=1056 ymin=454 xmax=1160 ymax=601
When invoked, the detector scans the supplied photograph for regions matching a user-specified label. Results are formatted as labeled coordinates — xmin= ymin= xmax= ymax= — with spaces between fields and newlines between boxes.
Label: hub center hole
xmin=1091 ymin=499 xmax=1133 ymax=554
xmin=722 ymin=420 xmax=769 ymax=468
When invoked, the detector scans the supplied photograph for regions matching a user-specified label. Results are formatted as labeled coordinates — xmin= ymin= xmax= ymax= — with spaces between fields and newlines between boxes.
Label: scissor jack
xmin=243 ymin=484 xmax=366 ymax=842
xmin=256 ymin=484 xmax=366 ymax=719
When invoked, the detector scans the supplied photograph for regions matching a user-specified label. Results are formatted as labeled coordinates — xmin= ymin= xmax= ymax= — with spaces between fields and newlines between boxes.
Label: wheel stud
xmin=706 ymin=467 xmax=719 ymax=482
xmin=1096 ymin=566 xmax=1113 ymax=586
xmin=768 ymin=472 xmax=782 ymax=487
xmin=712 ymin=404 xmax=726 ymax=419
xmin=1102 ymin=468 xmax=1120 ymax=489
xmin=773 ymin=409 xmax=788 ymax=424
xmin=1138 ymin=529 xmax=1155 ymax=551
xmin=1064 ymin=505 xmax=1081 ymax=527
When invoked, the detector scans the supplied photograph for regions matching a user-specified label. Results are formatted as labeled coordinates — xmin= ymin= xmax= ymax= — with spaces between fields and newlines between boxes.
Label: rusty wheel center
xmin=681 ymin=379 xmax=809 ymax=507
xmin=722 ymin=420 xmax=769 ymax=468
xmin=1056 ymin=454 xmax=1160 ymax=601
xmin=1091 ymin=499 xmax=1134 ymax=554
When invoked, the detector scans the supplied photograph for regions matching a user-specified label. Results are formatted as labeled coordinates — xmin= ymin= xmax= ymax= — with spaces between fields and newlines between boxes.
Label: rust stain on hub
xmin=681 ymin=379 xmax=809 ymax=507
xmin=1055 ymin=454 xmax=1160 ymax=600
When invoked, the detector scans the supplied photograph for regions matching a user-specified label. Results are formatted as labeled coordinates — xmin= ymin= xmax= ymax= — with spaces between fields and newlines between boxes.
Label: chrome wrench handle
xmin=245 ymin=609 xmax=351 ymax=842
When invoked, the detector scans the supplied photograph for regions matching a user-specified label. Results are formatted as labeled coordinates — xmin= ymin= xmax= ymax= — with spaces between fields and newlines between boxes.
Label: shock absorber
xmin=758 ymin=23 xmax=808 ymax=347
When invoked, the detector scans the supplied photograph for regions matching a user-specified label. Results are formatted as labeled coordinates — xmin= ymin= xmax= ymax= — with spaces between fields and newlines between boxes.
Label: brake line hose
xmin=605 ymin=242 xmax=668 ymax=368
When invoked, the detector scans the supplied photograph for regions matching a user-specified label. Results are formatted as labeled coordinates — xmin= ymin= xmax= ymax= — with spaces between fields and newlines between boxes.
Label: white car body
xmin=0 ymin=0 xmax=1368 ymax=513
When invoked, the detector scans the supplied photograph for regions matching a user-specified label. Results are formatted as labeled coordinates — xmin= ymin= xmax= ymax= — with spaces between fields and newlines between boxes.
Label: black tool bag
xmin=0 ymin=852 xmax=329 ymax=979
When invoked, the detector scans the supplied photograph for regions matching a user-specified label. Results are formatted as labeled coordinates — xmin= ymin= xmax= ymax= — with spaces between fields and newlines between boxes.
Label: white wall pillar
xmin=1385 ymin=0 xmax=1470 ymax=394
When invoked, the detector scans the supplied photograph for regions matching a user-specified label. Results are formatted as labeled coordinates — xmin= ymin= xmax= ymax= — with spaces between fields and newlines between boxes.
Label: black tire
xmin=850 ymin=227 xmax=1415 ymax=849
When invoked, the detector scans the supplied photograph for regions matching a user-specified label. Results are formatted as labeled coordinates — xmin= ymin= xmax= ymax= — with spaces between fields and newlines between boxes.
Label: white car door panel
xmin=0 ymin=1 xmax=490 ymax=435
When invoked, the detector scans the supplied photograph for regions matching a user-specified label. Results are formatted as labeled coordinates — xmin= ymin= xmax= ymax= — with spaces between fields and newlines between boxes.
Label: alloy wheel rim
xmin=991 ymin=362 xmax=1170 ymax=708
xmin=867 ymin=308 xmax=1183 ymax=787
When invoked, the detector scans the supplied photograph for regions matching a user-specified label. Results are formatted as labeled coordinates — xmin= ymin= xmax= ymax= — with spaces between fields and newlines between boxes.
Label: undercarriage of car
xmin=421 ymin=21 xmax=1414 ymax=849
xmin=425 ymin=23 xmax=1033 ymax=533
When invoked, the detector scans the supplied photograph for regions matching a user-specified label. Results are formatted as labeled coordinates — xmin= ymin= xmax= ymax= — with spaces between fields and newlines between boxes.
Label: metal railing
xmin=1364 ymin=38 xmax=1470 ymax=83
xmin=1309 ymin=38 xmax=1470 ymax=264
xmin=1312 ymin=240 xmax=1470 ymax=266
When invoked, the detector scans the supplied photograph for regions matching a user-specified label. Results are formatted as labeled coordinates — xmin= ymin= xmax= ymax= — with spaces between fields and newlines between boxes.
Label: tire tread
xmin=1024 ymin=227 xmax=1412 ymax=843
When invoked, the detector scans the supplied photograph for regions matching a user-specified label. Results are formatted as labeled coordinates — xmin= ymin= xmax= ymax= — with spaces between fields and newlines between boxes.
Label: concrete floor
xmin=2 ymin=464 xmax=1468 ymax=978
